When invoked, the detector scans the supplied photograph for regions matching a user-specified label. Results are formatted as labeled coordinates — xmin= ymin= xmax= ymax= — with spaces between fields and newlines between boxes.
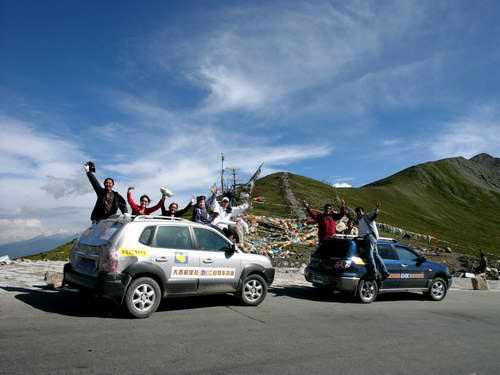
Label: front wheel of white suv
xmin=239 ymin=274 xmax=267 ymax=306
xmin=124 ymin=277 xmax=161 ymax=318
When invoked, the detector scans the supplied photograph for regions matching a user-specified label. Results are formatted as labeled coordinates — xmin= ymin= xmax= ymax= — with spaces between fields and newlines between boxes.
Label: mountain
xmin=0 ymin=233 xmax=78 ymax=259
xmin=251 ymin=155 xmax=500 ymax=255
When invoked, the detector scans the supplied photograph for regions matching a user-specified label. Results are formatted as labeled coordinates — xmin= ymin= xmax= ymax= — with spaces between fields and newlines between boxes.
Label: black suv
xmin=304 ymin=236 xmax=452 ymax=303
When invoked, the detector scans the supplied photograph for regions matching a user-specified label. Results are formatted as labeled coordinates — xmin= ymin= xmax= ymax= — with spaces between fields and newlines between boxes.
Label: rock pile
xmin=240 ymin=215 xmax=317 ymax=258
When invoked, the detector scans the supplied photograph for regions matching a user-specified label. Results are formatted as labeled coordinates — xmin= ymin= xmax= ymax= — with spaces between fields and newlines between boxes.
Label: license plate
xmin=77 ymin=258 xmax=96 ymax=272
xmin=312 ymin=274 xmax=325 ymax=284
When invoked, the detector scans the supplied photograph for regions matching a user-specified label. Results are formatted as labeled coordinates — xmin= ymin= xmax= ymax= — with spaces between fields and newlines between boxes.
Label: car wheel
xmin=357 ymin=278 xmax=378 ymax=303
xmin=124 ymin=277 xmax=161 ymax=318
xmin=239 ymin=274 xmax=267 ymax=306
xmin=427 ymin=277 xmax=447 ymax=301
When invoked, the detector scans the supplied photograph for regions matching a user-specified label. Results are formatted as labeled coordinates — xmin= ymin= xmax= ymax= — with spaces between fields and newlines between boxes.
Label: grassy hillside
xmin=251 ymin=157 xmax=500 ymax=255
xmin=24 ymin=240 xmax=75 ymax=261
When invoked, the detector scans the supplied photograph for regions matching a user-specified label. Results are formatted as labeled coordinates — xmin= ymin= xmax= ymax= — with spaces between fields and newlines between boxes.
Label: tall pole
xmin=232 ymin=168 xmax=238 ymax=191
xmin=221 ymin=153 xmax=225 ymax=193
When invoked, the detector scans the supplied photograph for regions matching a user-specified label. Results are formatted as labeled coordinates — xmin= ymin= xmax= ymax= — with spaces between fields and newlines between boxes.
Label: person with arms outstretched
xmin=84 ymin=161 xmax=127 ymax=222
xmin=127 ymin=187 xmax=170 ymax=215
xmin=303 ymin=199 xmax=346 ymax=243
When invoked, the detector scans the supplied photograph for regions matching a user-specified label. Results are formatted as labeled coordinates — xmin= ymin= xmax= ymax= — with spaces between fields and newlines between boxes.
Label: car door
xmin=150 ymin=224 xmax=200 ymax=294
xmin=377 ymin=243 xmax=400 ymax=289
xmin=395 ymin=245 xmax=428 ymax=288
xmin=193 ymin=227 xmax=242 ymax=294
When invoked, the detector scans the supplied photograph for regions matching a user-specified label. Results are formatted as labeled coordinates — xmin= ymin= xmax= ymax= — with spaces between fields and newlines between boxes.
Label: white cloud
xmin=332 ymin=182 xmax=352 ymax=188
xmin=430 ymin=105 xmax=500 ymax=159
xmin=151 ymin=1 xmax=438 ymax=116
xmin=0 ymin=218 xmax=43 ymax=244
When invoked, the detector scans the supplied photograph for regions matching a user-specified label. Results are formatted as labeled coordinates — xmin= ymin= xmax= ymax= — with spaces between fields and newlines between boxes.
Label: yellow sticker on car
xmin=171 ymin=267 xmax=236 ymax=279
xmin=119 ymin=248 xmax=149 ymax=257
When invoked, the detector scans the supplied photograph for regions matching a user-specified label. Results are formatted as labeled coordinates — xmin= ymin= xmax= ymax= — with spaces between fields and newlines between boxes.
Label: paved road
xmin=0 ymin=284 xmax=499 ymax=375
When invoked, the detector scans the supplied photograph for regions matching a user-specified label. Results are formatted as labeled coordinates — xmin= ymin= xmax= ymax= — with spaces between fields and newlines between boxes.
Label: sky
xmin=1 ymin=0 xmax=500 ymax=244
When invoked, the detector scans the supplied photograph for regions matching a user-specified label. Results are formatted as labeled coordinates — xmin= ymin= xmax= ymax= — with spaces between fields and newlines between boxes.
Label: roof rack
xmin=378 ymin=236 xmax=395 ymax=241
xmin=132 ymin=215 xmax=191 ymax=222
xmin=332 ymin=234 xmax=395 ymax=241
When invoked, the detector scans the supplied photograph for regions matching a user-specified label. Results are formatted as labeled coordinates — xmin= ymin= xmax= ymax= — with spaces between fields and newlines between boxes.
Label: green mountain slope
xmin=251 ymin=155 xmax=500 ymax=255
xmin=24 ymin=240 xmax=75 ymax=261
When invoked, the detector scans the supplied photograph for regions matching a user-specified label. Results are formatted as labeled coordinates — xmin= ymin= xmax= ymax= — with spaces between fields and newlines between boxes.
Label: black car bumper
xmin=264 ymin=268 xmax=275 ymax=286
xmin=63 ymin=263 xmax=131 ymax=304
xmin=304 ymin=267 xmax=360 ymax=292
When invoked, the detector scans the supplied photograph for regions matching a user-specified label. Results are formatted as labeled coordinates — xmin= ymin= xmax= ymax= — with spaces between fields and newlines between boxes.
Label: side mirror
xmin=417 ymin=255 xmax=426 ymax=264
xmin=226 ymin=243 xmax=237 ymax=252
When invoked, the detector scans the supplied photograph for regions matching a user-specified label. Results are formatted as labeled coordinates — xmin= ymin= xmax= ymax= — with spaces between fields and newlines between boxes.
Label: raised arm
xmin=231 ymin=202 xmax=249 ymax=217
xmin=86 ymin=170 xmax=103 ymax=195
xmin=176 ymin=199 xmax=194 ymax=217
xmin=146 ymin=196 xmax=166 ymax=214
xmin=333 ymin=199 xmax=347 ymax=220
xmin=127 ymin=188 xmax=140 ymax=213
xmin=366 ymin=202 xmax=381 ymax=222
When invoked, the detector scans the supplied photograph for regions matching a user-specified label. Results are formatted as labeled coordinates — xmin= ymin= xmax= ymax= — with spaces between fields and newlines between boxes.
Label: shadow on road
xmin=0 ymin=285 xmax=244 ymax=318
xmin=0 ymin=286 xmax=126 ymax=318
xmin=270 ymin=285 xmax=428 ymax=303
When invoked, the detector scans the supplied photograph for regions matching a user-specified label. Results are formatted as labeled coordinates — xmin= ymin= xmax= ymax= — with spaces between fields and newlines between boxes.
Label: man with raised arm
xmin=84 ymin=161 xmax=127 ymax=222
xmin=303 ymin=199 xmax=346 ymax=243
xmin=355 ymin=202 xmax=390 ymax=280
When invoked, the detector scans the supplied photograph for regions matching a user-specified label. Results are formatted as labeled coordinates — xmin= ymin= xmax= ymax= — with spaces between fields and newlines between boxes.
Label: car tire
xmin=426 ymin=277 xmax=447 ymax=301
xmin=124 ymin=277 xmax=161 ymax=318
xmin=356 ymin=278 xmax=378 ymax=303
xmin=239 ymin=274 xmax=267 ymax=306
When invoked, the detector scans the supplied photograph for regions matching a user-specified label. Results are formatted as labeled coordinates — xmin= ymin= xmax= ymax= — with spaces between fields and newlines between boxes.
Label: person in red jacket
xmin=303 ymin=199 xmax=347 ymax=243
xmin=127 ymin=187 xmax=165 ymax=215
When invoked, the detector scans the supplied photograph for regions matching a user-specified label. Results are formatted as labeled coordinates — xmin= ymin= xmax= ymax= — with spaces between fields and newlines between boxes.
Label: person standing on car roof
xmin=84 ymin=162 xmax=127 ymax=222
xmin=303 ymin=199 xmax=346 ymax=243
xmin=127 ymin=187 xmax=170 ymax=215
xmin=355 ymin=202 xmax=390 ymax=280
xmin=161 ymin=197 xmax=195 ymax=218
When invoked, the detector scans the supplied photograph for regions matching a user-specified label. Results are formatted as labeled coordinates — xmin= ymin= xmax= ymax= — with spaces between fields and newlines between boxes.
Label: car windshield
xmin=79 ymin=221 xmax=124 ymax=246
xmin=312 ymin=239 xmax=358 ymax=259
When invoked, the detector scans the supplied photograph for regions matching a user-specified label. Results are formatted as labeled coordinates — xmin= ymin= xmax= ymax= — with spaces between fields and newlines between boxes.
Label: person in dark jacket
xmin=303 ymin=199 xmax=346 ymax=243
xmin=161 ymin=198 xmax=195 ymax=217
xmin=84 ymin=162 xmax=127 ymax=222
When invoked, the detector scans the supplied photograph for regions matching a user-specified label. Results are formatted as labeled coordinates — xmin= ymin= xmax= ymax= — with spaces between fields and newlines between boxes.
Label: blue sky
xmin=1 ymin=0 xmax=500 ymax=243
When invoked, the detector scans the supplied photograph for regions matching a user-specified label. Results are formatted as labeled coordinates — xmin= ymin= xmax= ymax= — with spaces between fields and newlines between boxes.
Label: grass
xmin=24 ymin=240 xmax=75 ymax=261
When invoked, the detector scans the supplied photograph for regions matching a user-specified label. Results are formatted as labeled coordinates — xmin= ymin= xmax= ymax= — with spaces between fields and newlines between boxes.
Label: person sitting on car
xmin=209 ymin=185 xmax=249 ymax=243
xmin=355 ymin=202 xmax=390 ymax=280
xmin=341 ymin=219 xmax=358 ymax=236
xmin=84 ymin=162 xmax=127 ymax=222
xmin=192 ymin=195 xmax=219 ymax=226
xmin=161 ymin=197 xmax=195 ymax=218
xmin=303 ymin=199 xmax=346 ymax=243
xmin=127 ymin=187 xmax=170 ymax=216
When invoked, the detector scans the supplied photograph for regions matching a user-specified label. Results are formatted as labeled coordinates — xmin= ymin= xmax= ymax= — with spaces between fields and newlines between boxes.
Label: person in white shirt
xmin=355 ymin=202 xmax=390 ymax=280
xmin=209 ymin=187 xmax=249 ymax=243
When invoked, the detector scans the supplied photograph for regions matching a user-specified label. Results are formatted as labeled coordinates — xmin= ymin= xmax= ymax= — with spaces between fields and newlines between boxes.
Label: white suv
xmin=63 ymin=215 xmax=274 ymax=318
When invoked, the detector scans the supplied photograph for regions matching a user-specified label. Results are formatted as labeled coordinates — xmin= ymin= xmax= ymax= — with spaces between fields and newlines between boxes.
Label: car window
xmin=153 ymin=226 xmax=193 ymax=250
xmin=79 ymin=221 xmax=124 ymax=245
xmin=395 ymin=246 xmax=419 ymax=262
xmin=378 ymin=244 xmax=397 ymax=260
xmin=194 ymin=228 xmax=231 ymax=251
xmin=139 ymin=226 xmax=156 ymax=246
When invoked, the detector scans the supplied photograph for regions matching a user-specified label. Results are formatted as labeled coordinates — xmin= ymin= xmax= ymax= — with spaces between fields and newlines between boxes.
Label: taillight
xmin=101 ymin=247 xmax=118 ymax=273
xmin=335 ymin=260 xmax=352 ymax=269
xmin=351 ymin=256 xmax=366 ymax=265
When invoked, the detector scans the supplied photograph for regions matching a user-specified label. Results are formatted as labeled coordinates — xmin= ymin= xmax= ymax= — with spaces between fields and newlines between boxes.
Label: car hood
xmin=238 ymin=252 xmax=273 ymax=268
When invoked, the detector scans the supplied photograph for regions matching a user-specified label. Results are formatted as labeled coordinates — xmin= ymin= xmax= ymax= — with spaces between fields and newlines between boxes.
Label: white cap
xmin=221 ymin=197 xmax=230 ymax=202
